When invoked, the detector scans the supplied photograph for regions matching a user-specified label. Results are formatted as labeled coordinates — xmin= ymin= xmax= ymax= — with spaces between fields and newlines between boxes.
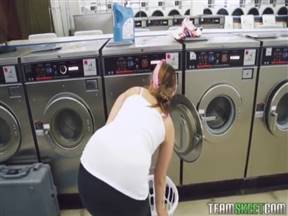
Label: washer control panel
xmin=186 ymin=48 xmax=257 ymax=69
xmin=147 ymin=18 xmax=169 ymax=26
xmin=262 ymin=46 xmax=288 ymax=65
xmin=103 ymin=52 xmax=181 ymax=75
xmin=24 ymin=58 xmax=98 ymax=82
xmin=0 ymin=65 xmax=18 ymax=84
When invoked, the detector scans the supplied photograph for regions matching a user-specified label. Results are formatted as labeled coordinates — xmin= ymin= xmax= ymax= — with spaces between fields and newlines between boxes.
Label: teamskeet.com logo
xmin=208 ymin=202 xmax=287 ymax=215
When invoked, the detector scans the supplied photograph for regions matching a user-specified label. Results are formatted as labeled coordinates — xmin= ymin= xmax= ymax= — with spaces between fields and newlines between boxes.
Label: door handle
xmin=199 ymin=109 xmax=217 ymax=122
xmin=270 ymin=110 xmax=278 ymax=132
xmin=201 ymin=116 xmax=217 ymax=122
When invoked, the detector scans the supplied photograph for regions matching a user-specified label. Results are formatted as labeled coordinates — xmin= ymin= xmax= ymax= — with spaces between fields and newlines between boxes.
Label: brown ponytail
xmin=149 ymin=62 xmax=177 ymax=115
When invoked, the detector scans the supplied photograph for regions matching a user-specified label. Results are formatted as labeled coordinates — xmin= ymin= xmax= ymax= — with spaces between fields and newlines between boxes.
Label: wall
xmin=0 ymin=0 xmax=21 ymax=42
xmin=0 ymin=0 xmax=52 ymax=41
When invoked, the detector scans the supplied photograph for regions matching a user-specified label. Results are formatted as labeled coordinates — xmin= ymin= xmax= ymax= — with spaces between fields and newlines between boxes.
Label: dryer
xmin=166 ymin=0 xmax=181 ymax=17
xmin=102 ymin=35 xmax=183 ymax=185
xmin=20 ymin=40 xmax=107 ymax=194
xmin=180 ymin=34 xmax=260 ymax=185
xmin=245 ymin=0 xmax=260 ymax=15
xmin=275 ymin=0 xmax=288 ymax=15
xmin=247 ymin=7 xmax=260 ymax=15
xmin=0 ymin=48 xmax=38 ymax=164
xmin=147 ymin=0 xmax=164 ymax=17
xmin=246 ymin=34 xmax=288 ymax=178
xmin=259 ymin=0 xmax=275 ymax=15
xmin=197 ymin=15 xmax=225 ymax=29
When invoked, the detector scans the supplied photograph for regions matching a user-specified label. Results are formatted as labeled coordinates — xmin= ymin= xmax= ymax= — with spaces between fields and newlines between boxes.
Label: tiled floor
xmin=61 ymin=190 xmax=288 ymax=216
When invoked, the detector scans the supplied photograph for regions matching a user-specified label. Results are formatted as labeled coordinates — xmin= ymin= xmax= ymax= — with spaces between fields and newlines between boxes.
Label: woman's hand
xmin=156 ymin=206 xmax=169 ymax=216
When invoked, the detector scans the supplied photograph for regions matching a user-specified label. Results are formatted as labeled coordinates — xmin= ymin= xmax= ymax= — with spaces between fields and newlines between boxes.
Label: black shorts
xmin=78 ymin=163 xmax=151 ymax=216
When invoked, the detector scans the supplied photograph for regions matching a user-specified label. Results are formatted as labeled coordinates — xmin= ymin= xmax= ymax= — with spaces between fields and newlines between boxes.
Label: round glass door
xmin=276 ymin=93 xmax=288 ymax=130
xmin=266 ymin=82 xmax=288 ymax=136
xmin=170 ymin=95 xmax=203 ymax=162
xmin=44 ymin=95 xmax=94 ymax=157
xmin=0 ymin=106 xmax=21 ymax=163
xmin=205 ymin=96 xmax=236 ymax=135
xmin=198 ymin=84 xmax=241 ymax=140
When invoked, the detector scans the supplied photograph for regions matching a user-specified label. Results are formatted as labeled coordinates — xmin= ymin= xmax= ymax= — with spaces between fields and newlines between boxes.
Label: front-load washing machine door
xmin=266 ymin=81 xmax=288 ymax=137
xmin=170 ymin=94 xmax=203 ymax=162
xmin=43 ymin=94 xmax=94 ymax=157
xmin=198 ymin=84 xmax=242 ymax=142
xmin=0 ymin=106 xmax=21 ymax=163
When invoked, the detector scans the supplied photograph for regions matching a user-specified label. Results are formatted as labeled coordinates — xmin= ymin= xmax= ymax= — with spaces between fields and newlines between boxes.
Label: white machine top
xmin=21 ymin=39 xmax=108 ymax=63
xmin=245 ymin=32 xmax=288 ymax=47
xmin=7 ymin=28 xmax=287 ymax=47
xmin=184 ymin=34 xmax=260 ymax=50
xmin=0 ymin=47 xmax=31 ymax=65
xmin=102 ymin=35 xmax=182 ymax=56
xmin=8 ymin=34 xmax=113 ymax=47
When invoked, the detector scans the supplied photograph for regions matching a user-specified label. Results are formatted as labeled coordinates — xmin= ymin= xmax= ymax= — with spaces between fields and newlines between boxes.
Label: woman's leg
xmin=78 ymin=163 xmax=151 ymax=216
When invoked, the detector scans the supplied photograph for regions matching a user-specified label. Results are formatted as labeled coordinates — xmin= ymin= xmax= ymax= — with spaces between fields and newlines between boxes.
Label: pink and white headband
xmin=152 ymin=59 xmax=165 ymax=89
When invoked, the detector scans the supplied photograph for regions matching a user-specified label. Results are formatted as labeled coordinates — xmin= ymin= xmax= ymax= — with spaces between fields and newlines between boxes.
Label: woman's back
xmin=81 ymin=91 xmax=165 ymax=200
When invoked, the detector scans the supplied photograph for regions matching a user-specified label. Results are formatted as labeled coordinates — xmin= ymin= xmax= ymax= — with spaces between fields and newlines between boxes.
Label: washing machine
xmin=245 ymin=0 xmax=259 ymax=15
xmin=219 ymin=0 xmax=240 ymax=15
xmin=181 ymin=0 xmax=192 ymax=15
xmin=216 ymin=7 xmax=230 ymax=15
xmin=165 ymin=0 xmax=182 ymax=17
xmin=203 ymin=6 xmax=214 ymax=15
xmin=0 ymin=48 xmax=38 ymax=164
xmin=20 ymin=40 xmax=108 ymax=194
xmin=231 ymin=7 xmax=245 ymax=16
xmin=174 ymin=0 xmax=189 ymax=16
xmin=149 ymin=0 xmax=169 ymax=17
xmin=245 ymin=34 xmax=288 ymax=178
xmin=102 ymin=35 xmax=183 ymax=185
xmin=275 ymin=0 xmax=288 ymax=15
xmin=247 ymin=7 xmax=260 ymax=15
xmin=259 ymin=0 xmax=275 ymax=15
xmin=197 ymin=15 xmax=225 ymax=29
xmin=147 ymin=16 xmax=172 ymax=31
xmin=180 ymin=34 xmax=260 ymax=185
xmin=213 ymin=0 xmax=226 ymax=14
xmin=165 ymin=0 xmax=184 ymax=26
xmin=276 ymin=6 xmax=288 ymax=15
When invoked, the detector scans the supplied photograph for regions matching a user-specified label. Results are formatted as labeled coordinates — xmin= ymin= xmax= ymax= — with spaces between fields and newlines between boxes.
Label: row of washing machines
xmin=80 ymin=0 xmax=288 ymax=17
xmin=0 ymin=32 xmax=287 ymax=196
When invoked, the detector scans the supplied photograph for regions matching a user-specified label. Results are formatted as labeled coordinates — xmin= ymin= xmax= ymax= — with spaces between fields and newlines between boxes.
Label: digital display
xmin=68 ymin=66 xmax=79 ymax=71
xmin=151 ymin=60 xmax=161 ymax=65
xmin=230 ymin=56 xmax=240 ymax=60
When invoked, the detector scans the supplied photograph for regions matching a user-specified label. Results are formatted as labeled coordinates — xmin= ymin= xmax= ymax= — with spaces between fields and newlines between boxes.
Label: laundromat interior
xmin=0 ymin=0 xmax=288 ymax=216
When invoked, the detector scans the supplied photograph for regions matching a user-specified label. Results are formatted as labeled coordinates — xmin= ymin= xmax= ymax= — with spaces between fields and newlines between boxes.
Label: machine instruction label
xmin=83 ymin=59 xmax=97 ymax=76
xmin=3 ymin=66 xmax=17 ymax=83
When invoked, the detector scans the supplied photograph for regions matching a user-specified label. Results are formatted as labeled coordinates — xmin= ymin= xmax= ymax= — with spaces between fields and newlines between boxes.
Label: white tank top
xmin=81 ymin=89 xmax=165 ymax=200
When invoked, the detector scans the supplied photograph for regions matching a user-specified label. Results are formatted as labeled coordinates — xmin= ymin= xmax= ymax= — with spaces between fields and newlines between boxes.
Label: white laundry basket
xmin=148 ymin=175 xmax=179 ymax=216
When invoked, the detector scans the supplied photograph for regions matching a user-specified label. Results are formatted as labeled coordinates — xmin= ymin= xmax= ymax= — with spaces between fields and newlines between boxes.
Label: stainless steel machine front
xmin=246 ymin=34 xmax=288 ymax=177
xmin=0 ymin=48 xmax=38 ymax=164
xmin=21 ymin=40 xmax=107 ymax=194
xmin=180 ymin=34 xmax=260 ymax=185
xmin=102 ymin=35 xmax=183 ymax=185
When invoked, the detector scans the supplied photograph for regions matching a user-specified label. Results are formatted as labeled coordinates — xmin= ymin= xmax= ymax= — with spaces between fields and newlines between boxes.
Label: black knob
xmin=59 ymin=65 xmax=67 ymax=75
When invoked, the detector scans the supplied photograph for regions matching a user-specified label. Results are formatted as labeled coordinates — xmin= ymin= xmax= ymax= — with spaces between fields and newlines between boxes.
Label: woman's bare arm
xmin=154 ymin=116 xmax=175 ymax=216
